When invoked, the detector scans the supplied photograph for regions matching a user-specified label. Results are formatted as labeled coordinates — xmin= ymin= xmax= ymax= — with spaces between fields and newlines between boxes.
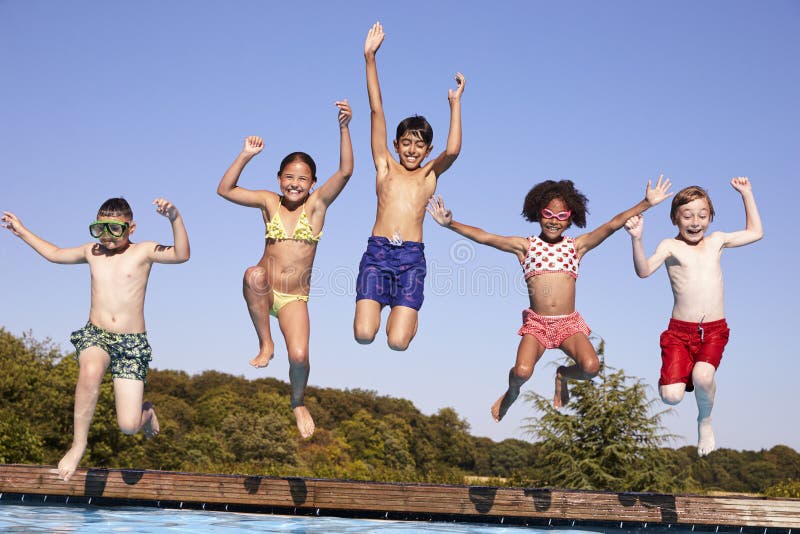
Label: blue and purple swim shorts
xmin=355 ymin=236 xmax=426 ymax=310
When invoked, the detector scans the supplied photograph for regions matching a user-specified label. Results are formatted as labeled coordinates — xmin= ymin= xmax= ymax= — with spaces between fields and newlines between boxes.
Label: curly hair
xmin=521 ymin=180 xmax=589 ymax=228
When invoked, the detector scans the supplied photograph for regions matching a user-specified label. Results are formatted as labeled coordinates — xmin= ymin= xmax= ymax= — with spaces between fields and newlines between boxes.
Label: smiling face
xmin=393 ymin=132 xmax=433 ymax=171
xmin=277 ymin=160 xmax=315 ymax=204
xmin=93 ymin=214 xmax=134 ymax=251
xmin=538 ymin=197 xmax=571 ymax=242
xmin=674 ymin=198 xmax=711 ymax=244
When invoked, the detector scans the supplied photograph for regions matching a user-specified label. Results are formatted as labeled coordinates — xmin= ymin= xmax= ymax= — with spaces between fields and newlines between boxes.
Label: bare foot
xmin=58 ymin=445 xmax=85 ymax=482
xmin=293 ymin=406 xmax=315 ymax=439
xmin=249 ymin=350 xmax=274 ymax=368
xmin=142 ymin=401 xmax=160 ymax=438
xmin=697 ymin=417 xmax=715 ymax=457
xmin=553 ymin=369 xmax=569 ymax=409
xmin=491 ymin=392 xmax=516 ymax=422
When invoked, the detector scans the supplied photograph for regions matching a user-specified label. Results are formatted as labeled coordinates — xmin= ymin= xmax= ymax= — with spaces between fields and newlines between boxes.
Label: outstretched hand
xmin=624 ymin=214 xmax=644 ymax=238
xmin=242 ymin=136 xmax=264 ymax=157
xmin=364 ymin=22 xmax=385 ymax=57
xmin=153 ymin=198 xmax=180 ymax=222
xmin=448 ymin=72 xmax=466 ymax=102
xmin=730 ymin=176 xmax=752 ymax=194
xmin=1 ymin=211 xmax=25 ymax=237
xmin=336 ymin=99 xmax=352 ymax=128
xmin=426 ymin=196 xmax=453 ymax=227
xmin=645 ymin=174 xmax=673 ymax=207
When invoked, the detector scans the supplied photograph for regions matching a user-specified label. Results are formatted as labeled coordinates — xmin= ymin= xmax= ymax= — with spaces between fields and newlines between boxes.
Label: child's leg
xmin=492 ymin=334 xmax=545 ymax=421
xmin=58 ymin=346 xmax=110 ymax=481
xmin=243 ymin=265 xmax=275 ymax=367
xmin=659 ymin=383 xmax=687 ymax=405
xmin=112 ymin=378 xmax=158 ymax=437
xmin=556 ymin=333 xmax=601 ymax=409
xmin=385 ymin=305 xmax=418 ymax=351
xmin=277 ymin=301 xmax=314 ymax=439
xmin=354 ymin=299 xmax=382 ymax=345
xmin=692 ymin=361 xmax=717 ymax=456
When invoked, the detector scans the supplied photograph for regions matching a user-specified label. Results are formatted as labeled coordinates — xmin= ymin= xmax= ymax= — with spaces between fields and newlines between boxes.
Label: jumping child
xmin=624 ymin=177 xmax=762 ymax=456
xmin=2 ymin=197 xmax=190 ymax=481
xmin=217 ymin=101 xmax=353 ymax=438
xmin=354 ymin=22 xmax=465 ymax=351
xmin=427 ymin=176 xmax=673 ymax=421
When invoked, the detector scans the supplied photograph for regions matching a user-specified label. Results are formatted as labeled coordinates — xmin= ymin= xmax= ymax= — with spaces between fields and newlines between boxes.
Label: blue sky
xmin=2 ymin=1 xmax=798 ymax=452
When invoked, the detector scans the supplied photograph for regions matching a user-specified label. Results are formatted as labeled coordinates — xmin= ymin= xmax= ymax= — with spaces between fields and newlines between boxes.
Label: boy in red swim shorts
xmin=625 ymin=178 xmax=763 ymax=456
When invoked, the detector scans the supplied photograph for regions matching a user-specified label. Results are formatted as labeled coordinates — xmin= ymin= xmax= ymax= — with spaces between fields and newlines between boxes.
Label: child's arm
xmin=720 ymin=177 xmax=764 ymax=248
xmin=146 ymin=199 xmax=190 ymax=264
xmin=1 ymin=211 xmax=87 ymax=264
xmin=364 ymin=22 xmax=392 ymax=172
xmin=312 ymin=100 xmax=354 ymax=207
xmin=429 ymin=72 xmax=466 ymax=178
xmin=217 ymin=136 xmax=270 ymax=208
xmin=624 ymin=214 xmax=671 ymax=277
xmin=427 ymin=196 xmax=527 ymax=256
xmin=575 ymin=175 xmax=673 ymax=257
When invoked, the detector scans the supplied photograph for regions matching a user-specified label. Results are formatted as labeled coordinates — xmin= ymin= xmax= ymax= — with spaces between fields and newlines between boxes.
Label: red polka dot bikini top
xmin=521 ymin=235 xmax=580 ymax=280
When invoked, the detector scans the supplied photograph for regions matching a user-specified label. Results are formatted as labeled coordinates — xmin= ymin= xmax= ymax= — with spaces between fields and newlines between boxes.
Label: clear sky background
xmin=2 ymin=1 xmax=798 ymax=452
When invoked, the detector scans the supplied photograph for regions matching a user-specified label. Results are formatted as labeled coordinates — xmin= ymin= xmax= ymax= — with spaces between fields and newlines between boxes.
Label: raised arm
xmin=217 ymin=136 xmax=270 ymax=208
xmin=430 ymin=72 xmax=465 ymax=178
xmin=624 ymin=214 xmax=670 ymax=278
xmin=312 ymin=100 xmax=354 ymax=207
xmin=576 ymin=174 xmax=673 ymax=256
xmin=721 ymin=177 xmax=763 ymax=248
xmin=364 ymin=22 xmax=391 ymax=170
xmin=427 ymin=196 xmax=528 ymax=256
xmin=147 ymin=199 xmax=190 ymax=264
xmin=1 ymin=211 xmax=87 ymax=264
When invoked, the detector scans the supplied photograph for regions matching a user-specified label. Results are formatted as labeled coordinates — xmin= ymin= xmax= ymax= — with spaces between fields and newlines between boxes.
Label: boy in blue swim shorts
xmin=355 ymin=22 xmax=465 ymax=350
xmin=2 ymin=197 xmax=189 ymax=481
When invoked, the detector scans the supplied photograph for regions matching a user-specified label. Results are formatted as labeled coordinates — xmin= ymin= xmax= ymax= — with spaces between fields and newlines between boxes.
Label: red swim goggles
xmin=540 ymin=208 xmax=572 ymax=221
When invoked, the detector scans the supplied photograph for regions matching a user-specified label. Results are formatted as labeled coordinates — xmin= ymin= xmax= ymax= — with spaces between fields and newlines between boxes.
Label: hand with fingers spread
xmin=645 ymin=174 xmax=674 ymax=207
xmin=426 ymin=195 xmax=453 ymax=227
xmin=449 ymin=72 xmax=466 ymax=103
xmin=364 ymin=21 xmax=385 ymax=58
xmin=336 ymin=99 xmax=352 ymax=129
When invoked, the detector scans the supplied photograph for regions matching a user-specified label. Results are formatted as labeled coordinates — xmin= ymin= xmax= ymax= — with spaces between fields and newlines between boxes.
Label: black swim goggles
xmin=89 ymin=220 xmax=130 ymax=238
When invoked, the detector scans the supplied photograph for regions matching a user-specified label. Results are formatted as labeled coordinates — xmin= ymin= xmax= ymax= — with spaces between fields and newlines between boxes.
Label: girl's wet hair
xmin=97 ymin=198 xmax=133 ymax=219
xmin=396 ymin=115 xmax=433 ymax=145
xmin=522 ymin=180 xmax=589 ymax=228
xmin=278 ymin=152 xmax=317 ymax=182
xmin=670 ymin=185 xmax=714 ymax=224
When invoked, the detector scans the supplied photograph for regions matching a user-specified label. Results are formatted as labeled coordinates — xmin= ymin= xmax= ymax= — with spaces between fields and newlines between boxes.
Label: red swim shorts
xmin=659 ymin=318 xmax=729 ymax=392
xmin=518 ymin=309 xmax=591 ymax=349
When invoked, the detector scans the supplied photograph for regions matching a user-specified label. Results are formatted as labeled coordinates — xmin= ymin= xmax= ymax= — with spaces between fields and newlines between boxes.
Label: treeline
xmin=1 ymin=328 xmax=798 ymax=496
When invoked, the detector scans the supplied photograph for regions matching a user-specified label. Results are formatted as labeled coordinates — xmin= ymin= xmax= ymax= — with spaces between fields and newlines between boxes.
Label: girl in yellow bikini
xmin=217 ymin=101 xmax=353 ymax=438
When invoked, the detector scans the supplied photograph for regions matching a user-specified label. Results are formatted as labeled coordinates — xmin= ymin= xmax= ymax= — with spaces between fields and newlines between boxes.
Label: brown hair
xmin=670 ymin=186 xmax=714 ymax=225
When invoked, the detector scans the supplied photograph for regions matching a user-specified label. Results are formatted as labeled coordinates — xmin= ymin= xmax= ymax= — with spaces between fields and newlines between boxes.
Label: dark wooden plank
xmin=1 ymin=464 xmax=798 ymax=528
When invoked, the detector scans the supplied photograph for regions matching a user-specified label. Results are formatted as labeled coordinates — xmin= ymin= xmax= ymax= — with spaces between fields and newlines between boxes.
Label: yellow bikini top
xmin=263 ymin=198 xmax=322 ymax=244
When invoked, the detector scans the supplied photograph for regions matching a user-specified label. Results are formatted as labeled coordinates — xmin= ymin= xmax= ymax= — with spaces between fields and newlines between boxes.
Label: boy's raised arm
xmin=2 ymin=211 xmax=87 ymax=264
xmin=148 ymin=199 xmax=190 ymax=264
xmin=427 ymin=196 xmax=527 ymax=256
xmin=364 ymin=22 xmax=390 ymax=169
xmin=430 ymin=72 xmax=466 ymax=178
xmin=624 ymin=214 xmax=669 ymax=278
xmin=722 ymin=177 xmax=763 ymax=248
xmin=315 ymin=100 xmax=354 ymax=207
xmin=217 ymin=136 xmax=269 ymax=208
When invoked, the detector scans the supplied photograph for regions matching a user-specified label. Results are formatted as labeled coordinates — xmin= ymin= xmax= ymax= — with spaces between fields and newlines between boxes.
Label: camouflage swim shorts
xmin=69 ymin=322 xmax=153 ymax=381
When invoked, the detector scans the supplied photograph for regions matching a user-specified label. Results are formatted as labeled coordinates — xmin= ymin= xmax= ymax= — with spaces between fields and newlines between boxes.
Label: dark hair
xmin=670 ymin=185 xmax=714 ymax=225
xmin=522 ymin=180 xmax=589 ymax=228
xmin=278 ymin=152 xmax=317 ymax=182
xmin=396 ymin=115 xmax=433 ymax=145
xmin=97 ymin=198 xmax=133 ymax=219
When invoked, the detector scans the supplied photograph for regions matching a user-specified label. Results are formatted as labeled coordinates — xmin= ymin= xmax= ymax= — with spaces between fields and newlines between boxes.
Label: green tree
xmin=521 ymin=340 xmax=683 ymax=492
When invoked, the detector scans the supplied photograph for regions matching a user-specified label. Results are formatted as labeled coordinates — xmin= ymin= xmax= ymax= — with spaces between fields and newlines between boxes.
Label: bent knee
xmin=243 ymin=266 xmax=268 ymax=289
xmin=118 ymin=419 xmax=140 ymax=435
xmin=513 ymin=364 xmax=534 ymax=381
xmin=354 ymin=324 xmax=378 ymax=345
xmin=660 ymin=389 xmax=685 ymax=405
xmin=581 ymin=359 xmax=601 ymax=378
xmin=287 ymin=350 xmax=309 ymax=366
xmin=388 ymin=337 xmax=411 ymax=351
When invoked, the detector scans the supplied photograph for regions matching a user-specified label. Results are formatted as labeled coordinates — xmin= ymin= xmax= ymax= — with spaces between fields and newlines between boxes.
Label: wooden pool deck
xmin=1 ymin=464 xmax=798 ymax=529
